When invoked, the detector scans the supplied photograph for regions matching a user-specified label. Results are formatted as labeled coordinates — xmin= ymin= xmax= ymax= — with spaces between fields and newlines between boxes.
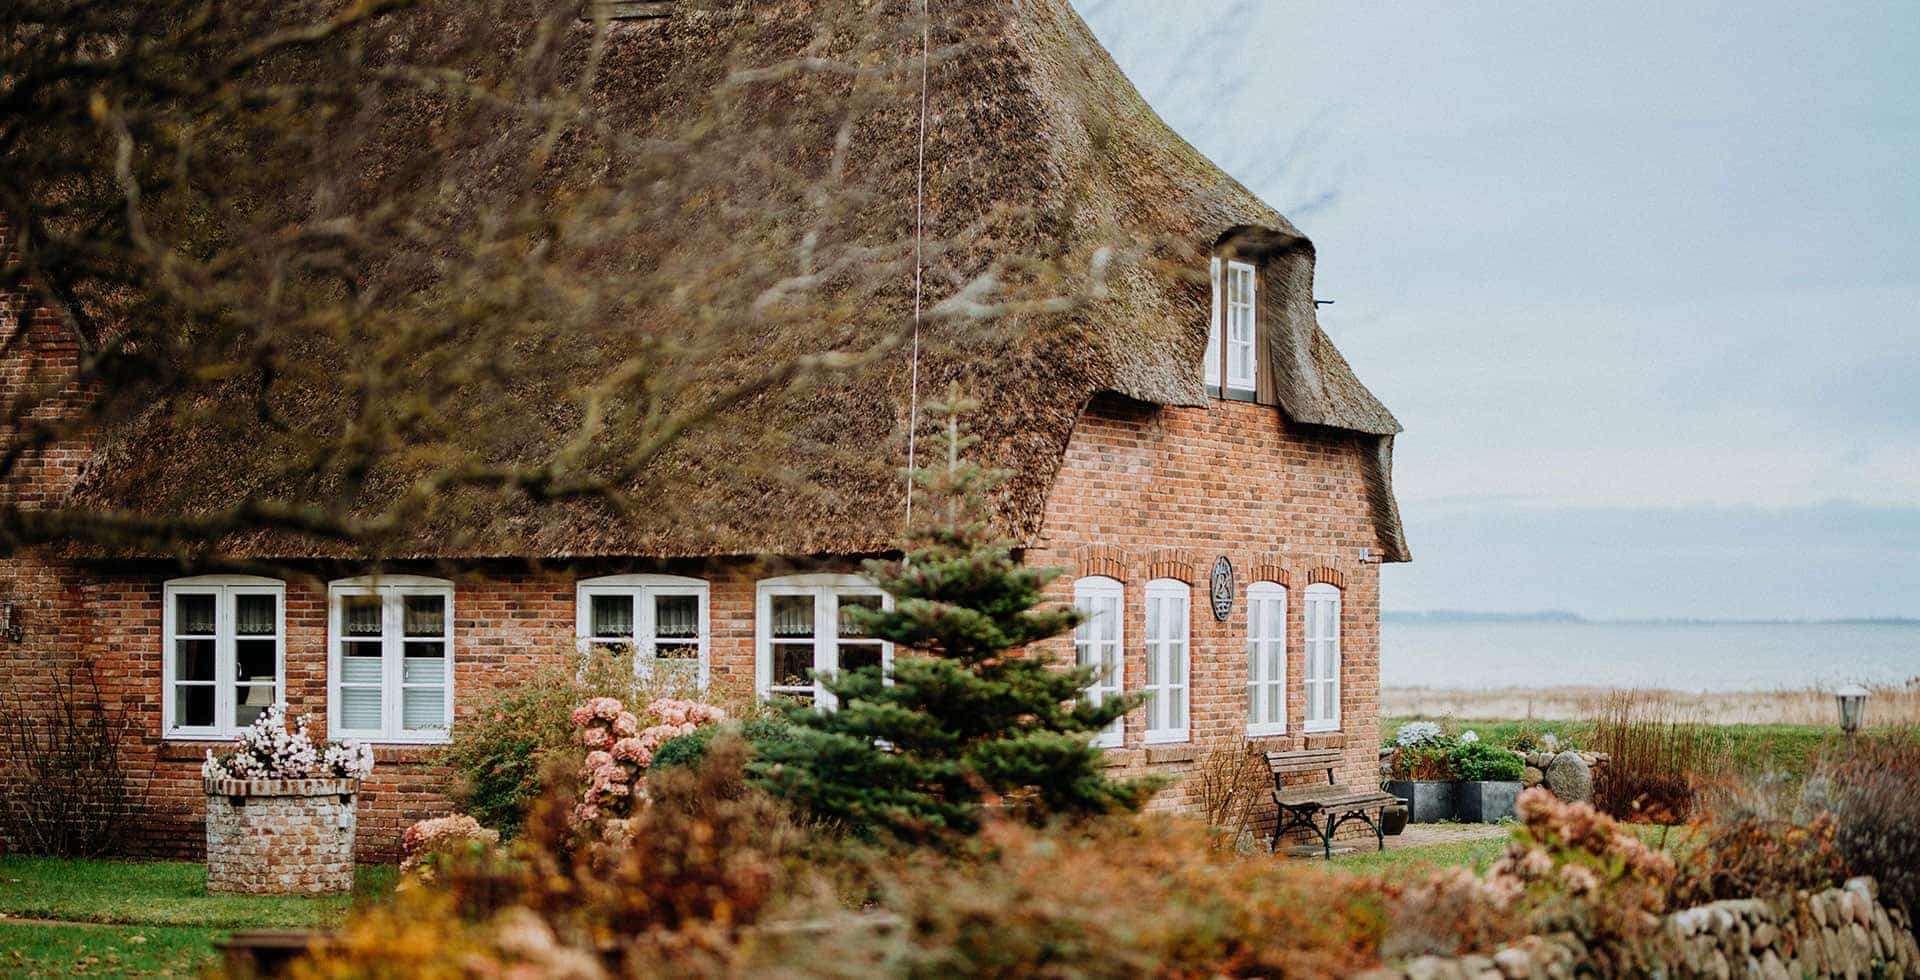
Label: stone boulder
xmin=1543 ymin=751 xmax=1593 ymax=803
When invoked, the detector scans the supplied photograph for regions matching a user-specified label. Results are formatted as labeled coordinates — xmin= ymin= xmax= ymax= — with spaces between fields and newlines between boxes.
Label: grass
xmin=0 ymin=857 xmax=393 ymax=929
xmin=1326 ymin=824 xmax=1696 ymax=881
xmin=0 ymin=922 xmax=225 ymax=978
xmin=1327 ymin=836 xmax=1511 ymax=881
xmin=1385 ymin=716 xmax=1848 ymax=778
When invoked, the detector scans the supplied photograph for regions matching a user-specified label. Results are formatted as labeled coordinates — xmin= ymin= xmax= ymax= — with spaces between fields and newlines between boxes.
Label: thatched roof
xmin=67 ymin=0 xmax=1407 ymax=562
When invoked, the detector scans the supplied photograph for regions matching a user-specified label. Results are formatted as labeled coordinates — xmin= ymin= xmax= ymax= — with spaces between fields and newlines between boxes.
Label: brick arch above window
xmin=1306 ymin=566 xmax=1348 ymax=590
xmin=1074 ymin=544 xmax=1128 ymax=582
xmin=1252 ymin=559 xmax=1293 ymax=589
xmin=1146 ymin=548 xmax=1196 ymax=584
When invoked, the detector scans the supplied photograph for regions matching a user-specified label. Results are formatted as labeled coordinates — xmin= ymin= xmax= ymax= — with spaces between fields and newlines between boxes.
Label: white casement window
xmin=1071 ymin=576 xmax=1125 ymax=748
xmin=162 ymin=576 xmax=285 ymax=739
xmin=328 ymin=575 xmax=454 ymax=743
xmin=1303 ymin=582 xmax=1342 ymax=732
xmin=1246 ymin=581 xmax=1288 ymax=736
xmin=1142 ymin=579 xmax=1191 ymax=744
xmin=755 ymin=574 xmax=891 ymax=709
xmin=1205 ymin=257 xmax=1258 ymax=395
xmin=576 ymin=575 xmax=710 ymax=690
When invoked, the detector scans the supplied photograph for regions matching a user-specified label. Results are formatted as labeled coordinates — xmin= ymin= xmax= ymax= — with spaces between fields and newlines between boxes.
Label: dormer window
xmin=1205 ymin=257 xmax=1258 ymax=397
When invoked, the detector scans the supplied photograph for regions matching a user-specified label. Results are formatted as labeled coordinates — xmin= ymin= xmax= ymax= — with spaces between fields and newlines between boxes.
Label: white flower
xmin=1394 ymin=721 xmax=1445 ymax=748
xmin=1459 ymin=730 xmax=1480 ymax=745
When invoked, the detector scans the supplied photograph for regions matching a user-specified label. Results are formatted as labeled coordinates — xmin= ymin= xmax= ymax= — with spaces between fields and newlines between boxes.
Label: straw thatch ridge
xmin=64 ymin=0 xmax=1407 ymax=561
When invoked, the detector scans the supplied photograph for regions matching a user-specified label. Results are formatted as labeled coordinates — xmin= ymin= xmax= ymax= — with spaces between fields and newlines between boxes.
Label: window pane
xmin=838 ymin=641 xmax=883 ymax=674
xmin=590 ymin=594 xmax=634 ymax=638
xmin=175 ymin=684 xmax=215 ymax=727
xmin=175 ymin=639 xmax=216 ymax=681
xmin=402 ymin=688 xmax=446 ymax=731
xmin=176 ymin=593 xmax=215 ymax=635
xmin=342 ymin=642 xmax=383 ymax=683
xmin=837 ymin=594 xmax=882 ymax=637
xmin=655 ymin=641 xmax=699 ymax=662
xmin=339 ymin=687 xmax=382 ymax=730
xmin=653 ymin=594 xmax=699 ymax=639
xmin=342 ymin=595 xmax=382 ymax=637
xmin=771 ymin=595 xmax=814 ymax=638
xmin=1097 ymin=596 xmax=1119 ymax=642
xmin=235 ymin=684 xmax=276 ymax=727
xmin=236 ymin=639 xmax=276 ymax=682
xmin=1169 ymin=644 xmax=1186 ymax=685
xmin=235 ymin=594 xmax=276 ymax=635
xmin=403 ymin=595 xmax=445 ymax=637
xmin=1169 ymin=688 xmax=1186 ymax=730
xmin=772 ymin=642 xmax=813 ymax=687
xmin=402 ymin=652 xmax=445 ymax=684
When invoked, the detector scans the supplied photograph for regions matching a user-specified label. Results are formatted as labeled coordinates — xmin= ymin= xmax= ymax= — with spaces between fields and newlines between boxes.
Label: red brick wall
xmin=1026 ymin=393 xmax=1387 ymax=842
xmin=0 ymin=389 xmax=1393 ymax=859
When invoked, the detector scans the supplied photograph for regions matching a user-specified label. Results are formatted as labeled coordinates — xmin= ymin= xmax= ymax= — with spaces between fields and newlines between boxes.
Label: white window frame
xmin=1303 ymin=582 xmax=1342 ymax=733
xmin=1246 ymin=581 xmax=1288 ymax=736
xmin=162 ymin=575 xmax=286 ymax=740
xmin=1142 ymin=578 xmax=1192 ymax=744
xmin=1205 ymin=257 xmax=1258 ymax=396
xmin=575 ymin=574 xmax=711 ymax=690
xmin=1205 ymin=257 xmax=1223 ymax=389
xmin=754 ymin=574 xmax=892 ymax=710
xmin=327 ymin=575 xmax=455 ymax=744
xmin=1224 ymin=259 xmax=1258 ymax=393
xmin=1071 ymin=576 xmax=1126 ymax=748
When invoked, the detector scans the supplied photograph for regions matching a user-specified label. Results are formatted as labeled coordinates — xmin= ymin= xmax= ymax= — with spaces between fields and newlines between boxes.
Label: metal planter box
xmin=1457 ymin=781 xmax=1522 ymax=823
xmin=1385 ymin=779 xmax=1456 ymax=823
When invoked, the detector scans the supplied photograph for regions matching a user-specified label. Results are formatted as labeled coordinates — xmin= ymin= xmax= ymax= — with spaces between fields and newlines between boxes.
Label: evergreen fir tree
xmin=752 ymin=389 xmax=1159 ymax=842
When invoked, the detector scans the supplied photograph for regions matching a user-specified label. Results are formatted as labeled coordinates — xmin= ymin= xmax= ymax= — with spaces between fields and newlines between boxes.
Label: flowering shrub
xmin=399 ymin=814 xmax=501 ymax=881
xmin=200 ymin=706 xmax=373 ymax=782
xmin=573 ymin=696 xmax=726 ymax=822
xmin=1487 ymin=787 xmax=1677 ymax=969
xmin=1394 ymin=721 xmax=1446 ymax=748
xmin=1458 ymin=729 xmax=1479 ymax=745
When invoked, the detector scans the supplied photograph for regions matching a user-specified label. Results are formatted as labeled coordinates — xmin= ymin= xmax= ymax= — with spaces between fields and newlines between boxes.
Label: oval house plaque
xmin=1209 ymin=556 xmax=1234 ymax=622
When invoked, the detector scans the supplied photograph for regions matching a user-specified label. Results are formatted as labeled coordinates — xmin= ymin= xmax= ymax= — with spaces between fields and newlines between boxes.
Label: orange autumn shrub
xmin=288 ymin=737 xmax=802 ymax=978
xmin=815 ymin=816 xmax=1394 ymax=978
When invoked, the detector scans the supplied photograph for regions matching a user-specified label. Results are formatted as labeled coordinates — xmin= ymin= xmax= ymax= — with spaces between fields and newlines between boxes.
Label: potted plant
xmin=1450 ymin=732 xmax=1525 ymax=822
xmin=1383 ymin=721 xmax=1457 ymax=823
xmin=201 ymin=707 xmax=374 ymax=895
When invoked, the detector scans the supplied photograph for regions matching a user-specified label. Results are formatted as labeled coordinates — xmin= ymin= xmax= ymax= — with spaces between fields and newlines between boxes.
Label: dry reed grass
xmin=1385 ymin=679 xmax=1920 ymax=727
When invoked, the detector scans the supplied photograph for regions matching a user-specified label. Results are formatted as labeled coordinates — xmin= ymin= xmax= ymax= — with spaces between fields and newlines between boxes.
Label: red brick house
xmin=0 ymin=0 xmax=1407 ymax=857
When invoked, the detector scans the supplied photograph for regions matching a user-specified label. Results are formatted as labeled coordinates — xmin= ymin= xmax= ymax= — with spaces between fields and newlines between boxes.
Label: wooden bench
xmin=1266 ymin=748 xmax=1401 ymax=858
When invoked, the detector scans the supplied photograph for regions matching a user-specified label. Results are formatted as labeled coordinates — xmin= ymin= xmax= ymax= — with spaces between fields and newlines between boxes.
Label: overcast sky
xmin=1072 ymin=1 xmax=1920 ymax=620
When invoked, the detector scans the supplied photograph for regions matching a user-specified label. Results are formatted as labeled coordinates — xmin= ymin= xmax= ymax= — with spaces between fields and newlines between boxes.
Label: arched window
xmin=1303 ymin=583 xmax=1342 ymax=732
xmin=163 ymin=575 xmax=285 ymax=738
xmin=576 ymin=574 xmax=710 ymax=690
xmin=1142 ymin=578 xmax=1192 ymax=744
xmin=1246 ymin=582 xmax=1287 ymax=736
xmin=1071 ymin=576 xmax=1125 ymax=748
xmin=754 ymin=574 xmax=890 ymax=709
xmin=328 ymin=575 xmax=454 ymax=742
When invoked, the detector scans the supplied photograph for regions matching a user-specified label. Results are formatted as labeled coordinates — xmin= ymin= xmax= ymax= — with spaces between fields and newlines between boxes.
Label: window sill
xmin=1247 ymin=724 xmax=1289 ymax=739
xmin=1141 ymin=732 xmax=1189 ymax=746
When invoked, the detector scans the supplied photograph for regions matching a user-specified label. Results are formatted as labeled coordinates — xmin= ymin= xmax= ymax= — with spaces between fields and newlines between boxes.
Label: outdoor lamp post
xmin=1835 ymin=684 xmax=1870 ymax=737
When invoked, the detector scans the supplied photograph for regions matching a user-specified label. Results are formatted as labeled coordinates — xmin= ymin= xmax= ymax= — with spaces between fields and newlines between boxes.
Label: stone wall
xmin=1372 ymin=877 xmax=1920 ymax=980
xmin=204 ymin=778 xmax=359 ymax=895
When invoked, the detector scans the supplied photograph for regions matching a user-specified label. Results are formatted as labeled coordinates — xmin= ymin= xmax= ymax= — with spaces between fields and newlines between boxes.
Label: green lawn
xmin=1385 ymin=717 xmax=1845 ymax=778
xmin=1327 ymin=836 xmax=1511 ymax=881
xmin=0 ymin=922 xmax=225 ymax=978
xmin=0 ymin=857 xmax=392 ymax=929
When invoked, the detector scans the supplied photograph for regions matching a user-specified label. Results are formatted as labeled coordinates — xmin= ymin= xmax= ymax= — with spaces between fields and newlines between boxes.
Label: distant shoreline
xmin=1384 ymin=611 xmax=1920 ymax=627
xmin=1384 ymin=683 xmax=1919 ymax=727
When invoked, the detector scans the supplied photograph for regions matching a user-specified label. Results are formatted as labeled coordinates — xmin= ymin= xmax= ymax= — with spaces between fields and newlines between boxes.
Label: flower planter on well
xmin=1456 ymin=780 xmax=1522 ymax=823
xmin=1385 ymin=779 xmax=1456 ymax=823
xmin=205 ymin=777 xmax=360 ymax=895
